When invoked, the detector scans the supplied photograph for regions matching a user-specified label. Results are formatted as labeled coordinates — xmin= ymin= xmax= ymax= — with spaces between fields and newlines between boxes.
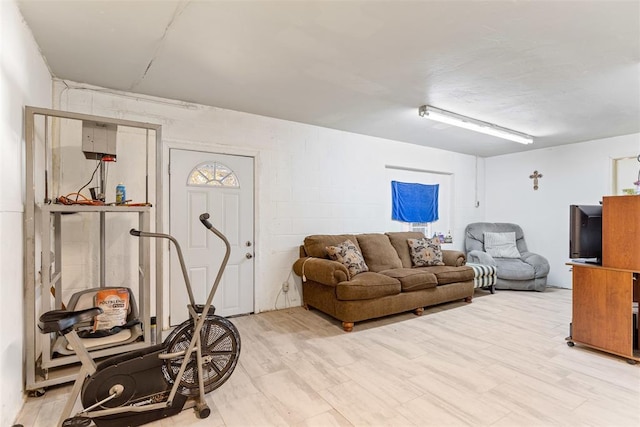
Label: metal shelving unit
xmin=24 ymin=107 xmax=163 ymax=391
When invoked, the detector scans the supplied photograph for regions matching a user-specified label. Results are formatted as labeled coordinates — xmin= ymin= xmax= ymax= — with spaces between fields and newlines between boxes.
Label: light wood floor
xmin=16 ymin=288 xmax=640 ymax=426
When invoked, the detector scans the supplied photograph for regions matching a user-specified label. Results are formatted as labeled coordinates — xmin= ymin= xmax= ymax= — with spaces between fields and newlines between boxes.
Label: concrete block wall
xmin=53 ymin=80 xmax=485 ymax=322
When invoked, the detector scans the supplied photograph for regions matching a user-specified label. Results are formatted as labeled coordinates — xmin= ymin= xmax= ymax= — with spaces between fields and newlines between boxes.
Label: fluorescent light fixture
xmin=418 ymin=105 xmax=533 ymax=145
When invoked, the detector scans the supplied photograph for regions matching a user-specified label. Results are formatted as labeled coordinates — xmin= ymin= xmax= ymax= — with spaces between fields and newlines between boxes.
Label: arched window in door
xmin=187 ymin=162 xmax=240 ymax=188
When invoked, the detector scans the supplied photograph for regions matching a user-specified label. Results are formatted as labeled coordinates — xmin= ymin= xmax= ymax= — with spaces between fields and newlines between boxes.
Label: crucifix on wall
xmin=529 ymin=170 xmax=543 ymax=190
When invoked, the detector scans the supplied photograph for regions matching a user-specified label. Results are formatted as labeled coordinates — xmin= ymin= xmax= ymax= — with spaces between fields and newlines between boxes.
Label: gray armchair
xmin=464 ymin=222 xmax=549 ymax=291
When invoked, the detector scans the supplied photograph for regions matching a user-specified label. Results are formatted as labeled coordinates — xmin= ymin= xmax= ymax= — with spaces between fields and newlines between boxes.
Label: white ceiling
xmin=17 ymin=0 xmax=640 ymax=157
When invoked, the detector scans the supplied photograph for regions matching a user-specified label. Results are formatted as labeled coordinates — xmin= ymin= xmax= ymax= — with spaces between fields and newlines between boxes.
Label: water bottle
xmin=116 ymin=183 xmax=126 ymax=204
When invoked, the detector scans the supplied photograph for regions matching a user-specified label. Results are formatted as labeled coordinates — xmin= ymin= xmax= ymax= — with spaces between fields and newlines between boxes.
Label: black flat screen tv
xmin=569 ymin=204 xmax=602 ymax=264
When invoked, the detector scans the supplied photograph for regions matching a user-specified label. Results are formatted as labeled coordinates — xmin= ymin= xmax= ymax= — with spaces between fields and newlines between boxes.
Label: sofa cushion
xmin=484 ymin=231 xmax=521 ymax=258
xmin=336 ymin=272 xmax=401 ymax=301
xmin=415 ymin=265 xmax=474 ymax=285
xmin=495 ymin=258 xmax=535 ymax=280
xmin=356 ymin=233 xmax=403 ymax=272
xmin=380 ymin=268 xmax=438 ymax=292
xmin=407 ymin=237 xmax=445 ymax=266
xmin=304 ymin=234 xmax=361 ymax=259
xmin=326 ymin=240 xmax=369 ymax=278
xmin=386 ymin=232 xmax=426 ymax=268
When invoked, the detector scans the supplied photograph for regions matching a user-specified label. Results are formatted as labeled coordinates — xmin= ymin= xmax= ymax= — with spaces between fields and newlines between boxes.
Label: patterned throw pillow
xmin=407 ymin=237 xmax=445 ymax=267
xmin=326 ymin=239 xmax=369 ymax=278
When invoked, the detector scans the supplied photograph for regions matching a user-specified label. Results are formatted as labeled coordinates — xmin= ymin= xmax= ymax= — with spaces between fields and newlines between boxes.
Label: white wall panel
xmin=486 ymin=133 xmax=640 ymax=288
xmin=1 ymin=1 xmax=52 ymax=424
xmin=48 ymin=80 xmax=640 ymax=306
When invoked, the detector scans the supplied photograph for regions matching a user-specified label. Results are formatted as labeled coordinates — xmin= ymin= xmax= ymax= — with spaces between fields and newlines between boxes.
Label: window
xmin=410 ymin=222 xmax=432 ymax=238
xmin=612 ymin=155 xmax=640 ymax=195
xmin=187 ymin=162 xmax=239 ymax=188
xmin=385 ymin=166 xmax=452 ymax=241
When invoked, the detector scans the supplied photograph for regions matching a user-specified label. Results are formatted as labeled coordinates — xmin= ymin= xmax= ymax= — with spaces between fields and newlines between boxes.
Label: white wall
xmin=52 ymin=80 xmax=485 ymax=323
xmin=0 ymin=0 xmax=52 ymax=424
xmin=485 ymin=133 xmax=640 ymax=288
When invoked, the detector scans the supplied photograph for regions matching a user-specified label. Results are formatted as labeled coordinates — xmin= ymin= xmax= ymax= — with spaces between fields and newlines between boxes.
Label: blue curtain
xmin=391 ymin=181 xmax=439 ymax=222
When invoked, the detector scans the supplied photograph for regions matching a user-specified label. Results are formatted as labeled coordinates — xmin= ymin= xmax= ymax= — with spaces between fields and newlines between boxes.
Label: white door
xmin=169 ymin=149 xmax=254 ymax=324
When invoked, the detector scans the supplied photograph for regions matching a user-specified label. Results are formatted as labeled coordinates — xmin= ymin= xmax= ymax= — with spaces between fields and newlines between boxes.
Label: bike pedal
xmin=62 ymin=416 xmax=92 ymax=427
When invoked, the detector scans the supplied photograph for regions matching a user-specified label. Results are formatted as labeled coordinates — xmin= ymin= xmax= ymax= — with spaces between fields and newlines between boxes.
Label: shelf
xmin=42 ymin=340 xmax=148 ymax=369
xmin=24 ymin=106 xmax=163 ymax=391
xmin=41 ymin=204 xmax=152 ymax=213
xmin=38 ymin=206 xmax=152 ymax=375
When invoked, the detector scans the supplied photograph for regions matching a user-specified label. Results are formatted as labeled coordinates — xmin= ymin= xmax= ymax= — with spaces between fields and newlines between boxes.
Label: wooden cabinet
xmin=569 ymin=264 xmax=638 ymax=361
xmin=602 ymin=195 xmax=640 ymax=271
xmin=568 ymin=195 xmax=640 ymax=362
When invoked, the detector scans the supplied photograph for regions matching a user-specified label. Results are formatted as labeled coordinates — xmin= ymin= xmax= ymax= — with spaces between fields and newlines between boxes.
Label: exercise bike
xmin=38 ymin=213 xmax=241 ymax=427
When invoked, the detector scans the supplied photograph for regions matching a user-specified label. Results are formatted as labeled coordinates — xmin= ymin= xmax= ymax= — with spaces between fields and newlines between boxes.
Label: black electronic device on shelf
xmin=569 ymin=204 xmax=603 ymax=265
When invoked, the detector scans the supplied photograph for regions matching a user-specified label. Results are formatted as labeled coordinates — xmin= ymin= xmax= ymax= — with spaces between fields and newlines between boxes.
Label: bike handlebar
xmin=199 ymin=213 xmax=213 ymax=230
xmin=129 ymin=213 xmax=230 ymax=324
xmin=130 ymin=213 xmax=215 ymax=237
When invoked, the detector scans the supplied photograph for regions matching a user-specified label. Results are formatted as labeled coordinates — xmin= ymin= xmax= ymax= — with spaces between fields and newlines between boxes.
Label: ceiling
xmin=17 ymin=0 xmax=640 ymax=157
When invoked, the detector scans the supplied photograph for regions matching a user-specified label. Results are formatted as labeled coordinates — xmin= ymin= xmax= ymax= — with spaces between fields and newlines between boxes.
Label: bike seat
xmin=39 ymin=307 xmax=103 ymax=334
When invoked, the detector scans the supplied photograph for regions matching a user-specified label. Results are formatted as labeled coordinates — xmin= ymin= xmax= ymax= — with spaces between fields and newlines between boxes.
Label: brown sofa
xmin=292 ymin=232 xmax=475 ymax=331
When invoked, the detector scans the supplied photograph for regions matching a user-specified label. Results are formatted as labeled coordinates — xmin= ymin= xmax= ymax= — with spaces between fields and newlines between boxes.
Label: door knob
xmin=245 ymin=253 xmax=253 ymax=259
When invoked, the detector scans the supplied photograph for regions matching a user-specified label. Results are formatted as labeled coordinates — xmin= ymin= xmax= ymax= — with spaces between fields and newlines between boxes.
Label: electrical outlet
xmin=282 ymin=281 xmax=289 ymax=292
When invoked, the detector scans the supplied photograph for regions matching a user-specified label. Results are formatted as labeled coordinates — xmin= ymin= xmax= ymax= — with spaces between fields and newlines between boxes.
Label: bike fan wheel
xmin=162 ymin=315 xmax=240 ymax=397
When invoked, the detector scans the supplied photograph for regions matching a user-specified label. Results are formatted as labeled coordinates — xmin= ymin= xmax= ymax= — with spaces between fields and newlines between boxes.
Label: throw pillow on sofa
xmin=483 ymin=231 xmax=521 ymax=258
xmin=326 ymin=239 xmax=369 ymax=278
xmin=407 ymin=237 xmax=445 ymax=267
